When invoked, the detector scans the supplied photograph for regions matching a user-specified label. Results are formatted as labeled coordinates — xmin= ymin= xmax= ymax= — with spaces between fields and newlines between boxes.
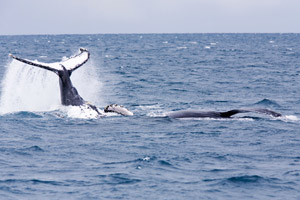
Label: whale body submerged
xmin=167 ymin=108 xmax=282 ymax=119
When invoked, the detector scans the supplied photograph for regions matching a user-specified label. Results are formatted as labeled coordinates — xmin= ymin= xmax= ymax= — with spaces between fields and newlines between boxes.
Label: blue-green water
xmin=0 ymin=34 xmax=300 ymax=199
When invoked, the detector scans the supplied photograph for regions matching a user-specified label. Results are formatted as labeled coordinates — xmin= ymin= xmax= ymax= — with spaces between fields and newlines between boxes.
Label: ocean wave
xmin=97 ymin=173 xmax=141 ymax=185
xmin=226 ymin=175 xmax=270 ymax=184
xmin=0 ymin=179 xmax=63 ymax=186
xmin=204 ymin=175 xmax=281 ymax=186
xmin=3 ymin=111 xmax=43 ymax=118
xmin=21 ymin=145 xmax=44 ymax=152
xmin=1 ymin=34 xmax=300 ymax=200
xmin=253 ymin=98 xmax=281 ymax=107
xmin=158 ymin=160 xmax=173 ymax=167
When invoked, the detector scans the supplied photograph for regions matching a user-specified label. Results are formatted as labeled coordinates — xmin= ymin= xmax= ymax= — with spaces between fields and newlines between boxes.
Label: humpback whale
xmin=9 ymin=48 xmax=132 ymax=117
xmin=9 ymin=48 xmax=281 ymax=120
xmin=167 ymin=108 xmax=282 ymax=119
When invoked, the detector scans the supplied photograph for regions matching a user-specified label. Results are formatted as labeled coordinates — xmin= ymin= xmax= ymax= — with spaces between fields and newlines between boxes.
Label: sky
xmin=0 ymin=0 xmax=300 ymax=35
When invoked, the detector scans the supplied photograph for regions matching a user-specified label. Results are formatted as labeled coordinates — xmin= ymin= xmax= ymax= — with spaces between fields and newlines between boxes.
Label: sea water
xmin=0 ymin=34 xmax=300 ymax=199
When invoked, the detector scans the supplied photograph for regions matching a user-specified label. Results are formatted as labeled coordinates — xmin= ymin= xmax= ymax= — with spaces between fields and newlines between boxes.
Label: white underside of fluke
xmin=51 ymin=49 xmax=89 ymax=71
xmin=10 ymin=48 xmax=89 ymax=72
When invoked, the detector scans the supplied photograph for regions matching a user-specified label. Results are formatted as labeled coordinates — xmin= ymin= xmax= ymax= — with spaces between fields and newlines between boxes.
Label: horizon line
xmin=1 ymin=32 xmax=300 ymax=37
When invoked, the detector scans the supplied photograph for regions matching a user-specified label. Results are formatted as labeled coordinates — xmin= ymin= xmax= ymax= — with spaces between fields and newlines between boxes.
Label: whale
xmin=167 ymin=108 xmax=282 ymax=119
xmin=10 ymin=48 xmax=102 ymax=115
xmin=9 ymin=48 xmax=132 ymax=117
xmin=9 ymin=48 xmax=281 ymax=119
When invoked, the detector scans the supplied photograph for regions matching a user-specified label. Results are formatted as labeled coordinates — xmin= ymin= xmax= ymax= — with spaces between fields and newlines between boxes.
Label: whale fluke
xmin=10 ymin=48 xmax=91 ymax=107
xmin=9 ymin=48 xmax=90 ymax=74
xmin=9 ymin=48 xmax=134 ymax=118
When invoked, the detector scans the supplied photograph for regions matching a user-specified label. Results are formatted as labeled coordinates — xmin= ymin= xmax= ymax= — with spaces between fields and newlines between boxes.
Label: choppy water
xmin=0 ymin=34 xmax=300 ymax=199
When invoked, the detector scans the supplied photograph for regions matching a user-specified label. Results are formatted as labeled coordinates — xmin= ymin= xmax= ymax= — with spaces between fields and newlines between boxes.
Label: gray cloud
xmin=0 ymin=0 xmax=299 ymax=35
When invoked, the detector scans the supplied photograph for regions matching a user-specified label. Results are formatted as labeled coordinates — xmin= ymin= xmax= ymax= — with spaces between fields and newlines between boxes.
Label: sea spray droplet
xmin=0 ymin=60 xmax=60 ymax=114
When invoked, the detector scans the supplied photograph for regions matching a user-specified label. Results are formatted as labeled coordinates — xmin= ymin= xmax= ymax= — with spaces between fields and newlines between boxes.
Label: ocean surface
xmin=0 ymin=34 xmax=300 ymax=199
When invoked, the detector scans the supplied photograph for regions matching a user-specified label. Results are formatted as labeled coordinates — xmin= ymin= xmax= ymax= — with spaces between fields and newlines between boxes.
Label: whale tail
xmin=9 ymin=48 xmax=90 ymax=75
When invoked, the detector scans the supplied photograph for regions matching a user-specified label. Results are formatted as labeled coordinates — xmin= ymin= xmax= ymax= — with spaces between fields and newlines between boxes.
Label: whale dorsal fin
xmin=10 ymin=48 xmax=90 ymax=74
xmin=220 ymin=109 xmax=249 ymax=118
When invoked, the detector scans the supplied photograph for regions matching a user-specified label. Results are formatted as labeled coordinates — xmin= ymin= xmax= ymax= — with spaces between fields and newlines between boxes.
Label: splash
xmin=0 ymin=60 xmax=59 ymax=114
xmin=68 ymin=59 xmax=103 ymax=106
xmin=0 ymin=59 xmax=102 ymax=115
xmin=62 ymin=105 xmax=102 ymax=119
xmin=138 ymin=104 xmax=165 ymax=117
xmin=278 ymin=115 xmax=299 ymax=122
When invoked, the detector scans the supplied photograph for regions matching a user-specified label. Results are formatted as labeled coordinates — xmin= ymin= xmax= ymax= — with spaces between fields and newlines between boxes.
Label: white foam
xmin=142 ymin=156 xmax=151 ymax=161
xmin=278 ymin=115 xmax=299 ymax=122
xmin=139 ymin=104 xmax=161 ymax=110
xmin=138 ymin=104 xmax=165 ymax=117
xmin=63 ymin=105 xmax=101 ymax=119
